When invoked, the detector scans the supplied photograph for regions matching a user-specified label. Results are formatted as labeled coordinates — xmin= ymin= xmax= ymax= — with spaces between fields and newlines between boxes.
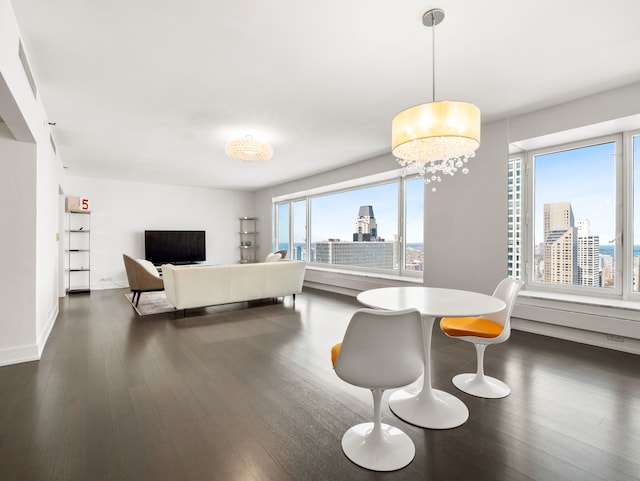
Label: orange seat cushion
xmin=440 ymin=317 xmax=503 ymax=338
xmin=331 ymin=343 xmax=342 ymax=366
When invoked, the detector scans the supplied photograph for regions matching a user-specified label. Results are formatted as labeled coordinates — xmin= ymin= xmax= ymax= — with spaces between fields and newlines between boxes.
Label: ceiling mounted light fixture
xmin=392 ymin=8 xmax=481 ymax=191
xmin=225 ymin=135 xmax=273 ymax=162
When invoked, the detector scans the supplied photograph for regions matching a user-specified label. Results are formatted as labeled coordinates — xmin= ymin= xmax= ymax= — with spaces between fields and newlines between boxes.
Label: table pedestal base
xmin=389 ymin=386 xmax=469 ymax=429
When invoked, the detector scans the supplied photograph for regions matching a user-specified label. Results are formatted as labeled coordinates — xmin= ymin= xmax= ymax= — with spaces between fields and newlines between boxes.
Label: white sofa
xmin=161 ymin=260 xmax=306 ymax=310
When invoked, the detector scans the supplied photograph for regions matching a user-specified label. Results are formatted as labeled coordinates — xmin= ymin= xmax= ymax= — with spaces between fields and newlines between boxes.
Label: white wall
xmin=0 ymin=0 xmax=64 ymax=365
xmin=64 ymin=176 xmax=255 ymax=290
xmin=0 ymin=0 xmax=36 ymax=143
xmin=509 ymin=81 xmax=640 ymax=144
xmin=422 ymin=119 xmax=509 ymax=295
xmin=0 ymin=122 xmax=37 ymax=363
xmin=34 ymin=114 xmax=64 ymax=355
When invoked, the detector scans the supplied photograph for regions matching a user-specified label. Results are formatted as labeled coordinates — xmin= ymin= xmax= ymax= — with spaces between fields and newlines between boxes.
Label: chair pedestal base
xmin=341 ymin=422 xmax=415 ymax=471
xmin=452 ymin=373 xmax=510 ymax=398
xmin=389 ymin=386 xmax=469 ymax=429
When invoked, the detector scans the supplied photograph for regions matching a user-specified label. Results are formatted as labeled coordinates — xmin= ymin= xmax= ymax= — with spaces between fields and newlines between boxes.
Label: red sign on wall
xmin=67 ymin=196 xmax=91 ymax=212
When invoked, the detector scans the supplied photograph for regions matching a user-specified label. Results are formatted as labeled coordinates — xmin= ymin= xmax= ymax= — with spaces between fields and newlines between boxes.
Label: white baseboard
xmin=0 ymin=302 xmax=59 ymax=367
xmin=90 ymin=280 xmax=128 ymax=291
xmin=0 ymin=344 xmax=40 ymax=367
xmin=37 ymin=302 xmax=59 ymax=357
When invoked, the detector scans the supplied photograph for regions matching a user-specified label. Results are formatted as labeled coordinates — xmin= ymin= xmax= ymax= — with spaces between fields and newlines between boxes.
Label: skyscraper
xmin=314 ymin=240 xmax=395 ymax=268
xmin=542 ymin=202 xmax=602 ymax=287
xmin=353 ymin=205 xmax=380 ymax=242
xmin=543 ymin=202 xmax=578 ymax=285
xmin=507 ymin=158 xmax=522 ymax=278
xmin=315 ymin=205 xmax=396 ymax=269
xmin=577 ymin=219 xmax=601 ymax=287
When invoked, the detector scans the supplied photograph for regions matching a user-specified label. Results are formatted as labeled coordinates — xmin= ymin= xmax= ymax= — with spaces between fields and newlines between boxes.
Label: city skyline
xmin=539 ymin=201 xmax=605 ymax=287
xmin=308 ymin=179 xmax=424 ymax=243
xmin=534 ymin=141 xmax=615 ymax=247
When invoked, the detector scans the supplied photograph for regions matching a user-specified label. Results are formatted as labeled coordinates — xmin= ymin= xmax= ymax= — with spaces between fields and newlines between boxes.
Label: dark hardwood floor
xmin=0 ymin=288 xmax=638 ymax=481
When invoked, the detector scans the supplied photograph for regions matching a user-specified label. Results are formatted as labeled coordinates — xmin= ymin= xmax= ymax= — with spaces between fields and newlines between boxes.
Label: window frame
xmin=522 ymin=134 xmax=624 ymax=299
xmin=626 ymin=128 xmax=640 ymax=300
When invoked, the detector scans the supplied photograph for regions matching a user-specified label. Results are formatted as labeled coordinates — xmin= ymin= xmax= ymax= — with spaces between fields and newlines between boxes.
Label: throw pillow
xmin=264 ymin=252 xmax=282 ymax=262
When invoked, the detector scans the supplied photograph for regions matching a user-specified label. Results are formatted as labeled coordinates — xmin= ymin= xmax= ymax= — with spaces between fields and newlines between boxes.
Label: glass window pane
xmin=533 ymin=142 xmax=616 ymax=289
xmin=633 ymin=135 xmax=640 ymax=292
xmin=310 ymin=183 xmax=399 ymax=270
xmin=277 ymin=202 xmax=289 ymax=256
xmin=271 ymin=203 xmax=275 ymax=252
xmin=404 ymin=178 xmax=424 ymax=271
xmin=292 ymin=200 xmax=306 ymax=260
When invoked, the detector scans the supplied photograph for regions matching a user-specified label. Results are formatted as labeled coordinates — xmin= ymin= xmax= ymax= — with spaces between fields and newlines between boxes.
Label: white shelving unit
xmin=239 ymin=217 xmax=258 ymax=263
xmin=67 ymin=211 xmax=91 ymax=292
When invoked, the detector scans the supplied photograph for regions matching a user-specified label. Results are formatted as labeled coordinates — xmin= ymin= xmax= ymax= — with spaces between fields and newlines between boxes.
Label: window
xmin=276 ymin=202 xmax=289 ymax=256
xmin=273 ymin=176 xmax=423 ymax=278
xmin=531 ymin=139 xmax=617 ymax=292
xmin=404 ymin=177 xmax=424 ymax=272
xmin=292 ymin=200 xmax=306 ymax=260
xmin=632 ymin=133 xmax=640 ymax=292
xmin=518 ymin=134 xmax=629 ymax=297
xmin=311 ymin=182 xmax=399 ymax=272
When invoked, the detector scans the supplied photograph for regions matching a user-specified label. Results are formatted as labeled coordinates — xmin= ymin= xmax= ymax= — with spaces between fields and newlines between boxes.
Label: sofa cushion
xmin=137 ymin=258 xmax=161 ymax=277
xmin=264 ymin=252 xmax=282 ymax=262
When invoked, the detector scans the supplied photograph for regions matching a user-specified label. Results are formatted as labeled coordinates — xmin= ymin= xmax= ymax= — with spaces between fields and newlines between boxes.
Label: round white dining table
xmin=357 ymin=286 xmax=506 ymax=429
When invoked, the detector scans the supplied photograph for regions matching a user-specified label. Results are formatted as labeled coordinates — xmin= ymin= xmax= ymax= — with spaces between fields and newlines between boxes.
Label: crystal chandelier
xmin=392 ymin=8 xmax=481 ymax=191
xmin=225 ymin=135 xmax=273 ymax=162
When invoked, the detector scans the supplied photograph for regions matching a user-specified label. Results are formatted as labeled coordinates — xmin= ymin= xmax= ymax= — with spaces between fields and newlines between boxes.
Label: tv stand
xmin=152 ymin=261 xmax=207 ymax=274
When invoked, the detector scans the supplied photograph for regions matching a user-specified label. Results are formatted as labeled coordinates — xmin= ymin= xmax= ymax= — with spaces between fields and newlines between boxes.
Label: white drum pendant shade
xmin=391 ymin=8 xmax=481 ymax=191
xmin=392 ymin=101 xmax=480 ymax=163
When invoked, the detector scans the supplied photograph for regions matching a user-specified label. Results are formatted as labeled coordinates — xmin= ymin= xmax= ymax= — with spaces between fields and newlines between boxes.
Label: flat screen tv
xmin=144 ymin=230 xmax=206 ymax=265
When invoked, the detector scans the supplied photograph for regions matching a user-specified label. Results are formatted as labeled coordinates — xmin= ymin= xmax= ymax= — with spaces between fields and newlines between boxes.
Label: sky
xmin=310 ymin=183 xmax=400 ymax=242
xmin=534 ymin=140 xmax=617 ymax=245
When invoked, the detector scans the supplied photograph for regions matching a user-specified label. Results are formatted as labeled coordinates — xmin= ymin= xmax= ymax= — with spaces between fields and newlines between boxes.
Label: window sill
xmin=517 ymin=289 xmax=640 ymax=323
xmin=520 ymin=289 xmax=640 ymax=310
xmin=303 ymin=265 xmax=422 ymax=297
xmin=305 ymin=265 xmax=422 ymax=284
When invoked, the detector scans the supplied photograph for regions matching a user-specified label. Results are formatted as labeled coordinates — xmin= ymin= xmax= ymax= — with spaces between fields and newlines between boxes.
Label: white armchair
xmin=122 ymin=254 xmax=164 ymax=306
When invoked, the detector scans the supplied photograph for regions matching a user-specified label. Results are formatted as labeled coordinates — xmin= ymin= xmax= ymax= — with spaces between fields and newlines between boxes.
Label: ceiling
xmin=11 ymin=0 xmax=640 ymax=191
